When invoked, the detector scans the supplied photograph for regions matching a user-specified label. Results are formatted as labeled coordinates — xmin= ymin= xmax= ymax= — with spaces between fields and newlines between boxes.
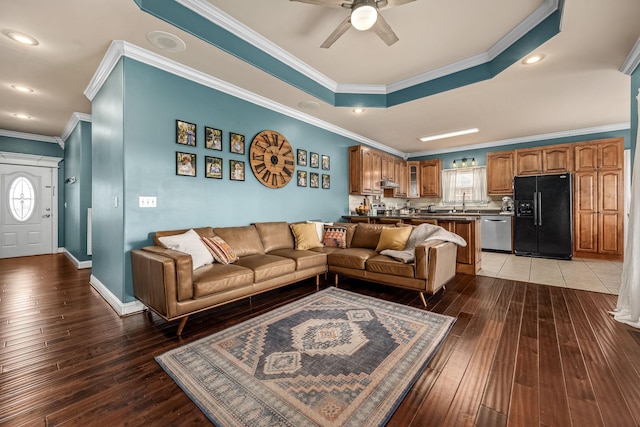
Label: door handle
xmin=42 ymin=214 xmax=51 ymax=218
xmin=533 ymin=192 xmax=538 ymax=225
xmin=538 ymin=192 xmax=542 ymax=226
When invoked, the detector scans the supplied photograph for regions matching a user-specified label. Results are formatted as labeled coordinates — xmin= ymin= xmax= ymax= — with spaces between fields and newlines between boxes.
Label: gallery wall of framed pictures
xmin=173 ymin=119 xmax=330 ymax=189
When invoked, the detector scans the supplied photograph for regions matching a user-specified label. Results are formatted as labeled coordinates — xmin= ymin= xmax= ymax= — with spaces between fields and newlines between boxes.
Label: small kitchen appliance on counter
xmin=501 ymin=196 xmax=514 ymax=213
xmin=371 ymin=202 xmax=387 ymax=216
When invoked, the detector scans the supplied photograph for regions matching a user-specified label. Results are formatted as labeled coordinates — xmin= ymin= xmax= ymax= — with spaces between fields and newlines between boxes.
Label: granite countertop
xmin=342 ymin=214 xmax=483 ymax=221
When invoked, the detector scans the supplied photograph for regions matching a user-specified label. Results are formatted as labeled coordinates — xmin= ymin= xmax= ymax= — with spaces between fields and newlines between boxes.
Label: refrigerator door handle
xmin=533 ymin=191 xmax=538 ymax=225
xmin=538 ymin=191 xmax=542 ymax=226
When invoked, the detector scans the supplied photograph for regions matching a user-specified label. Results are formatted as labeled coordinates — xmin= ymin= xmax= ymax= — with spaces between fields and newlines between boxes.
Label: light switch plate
xmin=139 ymin=196 xmax=157 ymax=208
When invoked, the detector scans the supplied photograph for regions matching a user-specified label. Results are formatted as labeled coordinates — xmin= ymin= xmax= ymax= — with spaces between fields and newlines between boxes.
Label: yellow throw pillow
xmin=290 ymin=223 xmax=323 ymax=250
xmin=375 ymin=226 xmax=412 ymax=252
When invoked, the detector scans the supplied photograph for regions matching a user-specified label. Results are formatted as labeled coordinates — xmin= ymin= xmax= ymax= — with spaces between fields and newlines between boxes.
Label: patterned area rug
xmin=156 ymin=287 xmax=455 ymax=426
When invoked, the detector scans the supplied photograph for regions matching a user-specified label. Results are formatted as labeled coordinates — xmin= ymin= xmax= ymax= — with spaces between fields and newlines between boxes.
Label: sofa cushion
xmin=234 ymin=254 xmax=296 ymax=282
xmin=201 ymin=236 xmax=238 ymax=264
xmin=349 ymin=223 xmax=387 ymax=249
xmin=214 ymin=225 xmax=265 ymax=257
xmin=327 ymin=248 xmax=377 ymax=270
xmin=289 ymin=223 xmax=323 ymax=250
xmin=366 ymin=255 xmax=415 ymax=278
xmin=323 ymin=225 xmax=347 ymax=248
xmin=270 ymin=248 xmax=327 ymax=271
xmin=375 ymin=226 xmax=412 ymax=252
xmin=157 ymin=229 xmax=214 ymax=270
xmin=254 ymin=222 xmax=295 ymax=253
xmin=192 ymin=263 xmax=254 ymax=298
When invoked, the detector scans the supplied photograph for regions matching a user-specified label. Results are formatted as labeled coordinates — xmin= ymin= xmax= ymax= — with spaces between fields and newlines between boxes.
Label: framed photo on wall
xmin=176 ymin=152 xmax=196 ymax=177
xmin=205 ymin=127 xmax=222 ymax=150
xmin=176 ymin=120 xmax=196 ymax=146
xmin=230 ymin=160 xmax=245 ymax=181
xmin=322 ymin=174 xmax=330 ymax=189
xmin=230 ymin=132 xmax=245 ymax=154
xmin=310 ymin=152 xmax=319 ymax=168
xmin=205 ymin=156 xmax=223 ymax=179
xmin=310 ymin=172 xmax=319 ymax=188
xmin=297 ymin=149 xmax=307 ymax=166
xmin=322 ymin=155 xmax=330 ymax=170
xmin=297 ymin=170 xmax=307 ymax=187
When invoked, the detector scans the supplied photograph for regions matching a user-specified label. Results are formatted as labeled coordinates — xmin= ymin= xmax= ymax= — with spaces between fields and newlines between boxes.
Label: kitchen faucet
xmin=462 ymin=192 xmax=466 ymax=213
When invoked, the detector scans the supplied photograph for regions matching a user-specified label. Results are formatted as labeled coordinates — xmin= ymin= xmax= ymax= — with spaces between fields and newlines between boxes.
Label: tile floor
xmin=478 ymin=251 xmax=623 ymax=295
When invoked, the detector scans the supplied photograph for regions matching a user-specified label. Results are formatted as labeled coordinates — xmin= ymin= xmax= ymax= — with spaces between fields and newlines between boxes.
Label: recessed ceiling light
xmin=13 ymin=113 xmax=32 ymax=119
xmin=419 ymin=128 xmax=478 ymax=142
xmin=353 ymin=108 xmax=365 ymax=114
xmin=146 ymin=31 xmax=186 ymax=52
xmin=2 ymin=30 xmax=39 ymax=46
xmin=11 ymin=84 xmax=34 ymax=93
xmin=522 ymin=54 xmax=545 ymax=65
xmin=298 ymin=100 xmax=319 ymax=111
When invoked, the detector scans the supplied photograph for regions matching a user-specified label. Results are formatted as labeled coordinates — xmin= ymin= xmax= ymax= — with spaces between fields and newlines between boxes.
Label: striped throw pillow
xmin=323 ymin=225 xmax=347 ymax=248
xmin=201 ymin=236 xmax=239 ymax=264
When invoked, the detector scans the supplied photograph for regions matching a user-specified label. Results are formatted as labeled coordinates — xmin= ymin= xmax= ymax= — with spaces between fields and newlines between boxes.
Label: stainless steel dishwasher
xmin=481 ymin=214 xmax=513 ymax=252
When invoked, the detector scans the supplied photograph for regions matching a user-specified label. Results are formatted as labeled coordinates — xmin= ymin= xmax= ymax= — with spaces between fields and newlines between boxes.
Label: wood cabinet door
xmin=573 ymin=171 xmax=598 ymax=253
xmin=598 ymin=169 xmax=623 ymax=254
xmin=393 ymin=159 xmax=407 ymax=198
xmin=349 ymin=146 xmax=362 ymax=194
xmin=515 ymin=148 xmax=543 ymax=176
xmin=574 ymin=143 xmax=599 ymax=171
xmin=420 ymin=159 xmax=441 ymax=197
xmin=381 ymin=154 xmax=394 ymax=181
xmin=542 ymin=144 xmax=572 ymax=173
xmin=361 ymin=148 xmax=375 ymax=194
xmin=599 ymin=139 xmax=624 ymax=170
xmin=372 ymin=151 xmax=382 ymax=194
xmin=487 ymin=151 xmax=514 ymax=195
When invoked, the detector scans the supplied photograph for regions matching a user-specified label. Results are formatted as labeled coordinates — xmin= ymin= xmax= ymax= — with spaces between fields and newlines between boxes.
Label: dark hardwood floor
xmin=1 ymin=254 xmax=639 ymax=426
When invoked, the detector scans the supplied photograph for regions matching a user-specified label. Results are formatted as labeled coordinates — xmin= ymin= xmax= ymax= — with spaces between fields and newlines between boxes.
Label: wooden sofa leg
xmin=419 ymin=292 xmax=427 ymax=308
xmin=316 ymin=274 xmax=320 ymax=290
xmin=176 ymin=316 xmax=189 ymax=336
xmin=334 ymin=273 xmax=339 ymax=287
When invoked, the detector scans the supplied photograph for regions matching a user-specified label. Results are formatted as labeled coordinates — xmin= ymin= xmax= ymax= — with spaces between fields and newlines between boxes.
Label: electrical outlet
xmin=139 ymin=196 xmax=157 ymax=208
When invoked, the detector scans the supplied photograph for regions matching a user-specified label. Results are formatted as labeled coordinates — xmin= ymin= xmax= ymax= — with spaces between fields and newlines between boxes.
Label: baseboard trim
xmin=90 ymin=274 xmax=146 ymax=317
xmin=62 ymin=248 xmax=92 ymax=269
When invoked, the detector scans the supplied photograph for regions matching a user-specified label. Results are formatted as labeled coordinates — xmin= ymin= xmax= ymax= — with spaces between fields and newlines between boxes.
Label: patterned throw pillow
xmin=323 ymin=225 xmax=347 ymax=248
xmin=201 ymin=236 xmax=239 ymax=264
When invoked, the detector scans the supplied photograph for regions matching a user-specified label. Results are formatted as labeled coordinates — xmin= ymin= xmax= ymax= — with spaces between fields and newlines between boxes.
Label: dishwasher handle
xmin=483 ymin=219 xmax=508 ymax=222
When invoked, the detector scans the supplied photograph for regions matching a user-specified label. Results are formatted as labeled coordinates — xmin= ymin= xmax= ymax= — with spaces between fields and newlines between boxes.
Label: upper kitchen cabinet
xmin=381 ymin=154 xmax=395 ymax=183
xmin=515 ymin=144 xmax=572 ymax=176
xmin=407 ymin=161 xmax=421 ymax=198
xmin=420 ymin=159 xmax=441 ymax=197
xmin=486 ymin=150 xmax=514 ymax=195
xmin=393 ymin=157 xmax=408 ymax=198
xmin=349 ymin=145 xmax=382 ymax=195
xmin=574 ymin=138 xmax=624 ymax=171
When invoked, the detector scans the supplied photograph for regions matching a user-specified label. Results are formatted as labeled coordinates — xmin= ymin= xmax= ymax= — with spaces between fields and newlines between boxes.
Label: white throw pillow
xmin=157 ymin=229 xmax=214 ymax=270
xmin=306 ymin=220 xmax=334 ymax=242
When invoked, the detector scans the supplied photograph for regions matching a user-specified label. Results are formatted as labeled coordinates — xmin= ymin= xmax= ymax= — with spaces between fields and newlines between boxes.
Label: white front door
xmin=1 ymin=164 xmax=54 ymax=258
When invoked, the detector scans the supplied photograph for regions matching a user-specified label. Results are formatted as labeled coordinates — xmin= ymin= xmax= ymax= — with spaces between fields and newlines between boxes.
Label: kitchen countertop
xmin=343 ymin=214 xmax=484 ymax=221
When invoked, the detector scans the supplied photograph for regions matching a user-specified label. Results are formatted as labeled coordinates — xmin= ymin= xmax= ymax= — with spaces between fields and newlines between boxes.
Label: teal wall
xmin=93 ymin=57 xmax=354 ymax=303
xmin=0 ymin=135 xmax=65 ymax=246
xmin=92 ymin=59 xmax=126 ymax=302
xmin=63 ymin=121 xmax=92 ymax=262
xmin=410 ymin=129 xmax=631 ymax=168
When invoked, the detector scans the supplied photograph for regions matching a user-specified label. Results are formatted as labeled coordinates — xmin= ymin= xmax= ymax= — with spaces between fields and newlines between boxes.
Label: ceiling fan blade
xmin=289 ymin=0 xmax=348 ymax=8
xmin=372 ymin=13 xmax=399 ymax=46
xmin=377 ymin=0 xmax=415 ymax=9
xmin=320 ymin=15 xmax=352 ymax=48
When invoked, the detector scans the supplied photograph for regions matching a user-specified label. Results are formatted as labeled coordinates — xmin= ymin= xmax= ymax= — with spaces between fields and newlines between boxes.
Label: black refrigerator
xmin=513 ymin=173 xmax=573 ymax=260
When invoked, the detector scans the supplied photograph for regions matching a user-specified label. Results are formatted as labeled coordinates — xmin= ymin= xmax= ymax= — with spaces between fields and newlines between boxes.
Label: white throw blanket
xmin=380 ymin=223 xmax=467 ymax=263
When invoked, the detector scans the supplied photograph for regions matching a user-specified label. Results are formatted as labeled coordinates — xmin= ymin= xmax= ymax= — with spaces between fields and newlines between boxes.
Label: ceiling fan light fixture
xmin=351 ymin=3 xmax=378 ymax=31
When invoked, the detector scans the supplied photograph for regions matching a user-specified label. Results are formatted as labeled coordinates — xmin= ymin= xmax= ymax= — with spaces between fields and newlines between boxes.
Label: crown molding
xmin=408 ymin=122 xmax=630 ymax=157
xmin=0 ymin=151 xmax=63 ymax=167
xmin=85 ymin=40 xmax=405 ymax=158
xmin=61 ymin=112 xmax=92 ymax=144
xmin=621 ymin=36 xmax=640 ymax=75
xmin=174 ymin=0 xmax=559 ymax=96
xmin=0 ymin=129 xmax=60 ymax=144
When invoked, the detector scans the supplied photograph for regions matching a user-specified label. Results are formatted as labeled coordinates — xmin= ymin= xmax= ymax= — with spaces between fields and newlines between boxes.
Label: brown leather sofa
xmin=131 ymin=221 xmax=458 ymax=335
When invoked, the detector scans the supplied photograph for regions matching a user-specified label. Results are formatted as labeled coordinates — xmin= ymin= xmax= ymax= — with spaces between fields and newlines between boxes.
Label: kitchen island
xmin=342 ymin=214 xmax=481 ymax=275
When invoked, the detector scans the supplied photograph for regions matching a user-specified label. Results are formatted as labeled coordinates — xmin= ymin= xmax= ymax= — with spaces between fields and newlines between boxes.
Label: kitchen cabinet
xmin=381 ymin=153 xmax=395 ymax=182
xmin=407 ymin=161 xmax=421 ymax=198
xmin=393 ymin=158 xmax=407 ymax=198
xmin=486 ymin=150 xmax=514 ymax=195
xmin=420 ymin=159 xmax=441 ymax=197
xmin=573 ymin=169 xmax=624 ymax=259
xmin=437 ymin=219 xmax=481 ymax=275
xmin=515 ymin=144 xmax=572 ymax=176
xmin=349 ymin=145 xmax=382 ymax=195
xmin=574 ymin=138 xmax=624 ymax=171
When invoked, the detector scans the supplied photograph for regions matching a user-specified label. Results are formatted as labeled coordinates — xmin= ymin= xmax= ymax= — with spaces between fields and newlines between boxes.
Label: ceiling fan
xmin=290 ymin=0 xmax=416 ymax=48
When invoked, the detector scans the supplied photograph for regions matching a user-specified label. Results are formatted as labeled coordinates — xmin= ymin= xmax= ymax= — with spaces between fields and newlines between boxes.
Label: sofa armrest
xmin=414 ymin=240 xmax=457 ymax=292
xmin=131 ymin=246 xmax=194 ymax=316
